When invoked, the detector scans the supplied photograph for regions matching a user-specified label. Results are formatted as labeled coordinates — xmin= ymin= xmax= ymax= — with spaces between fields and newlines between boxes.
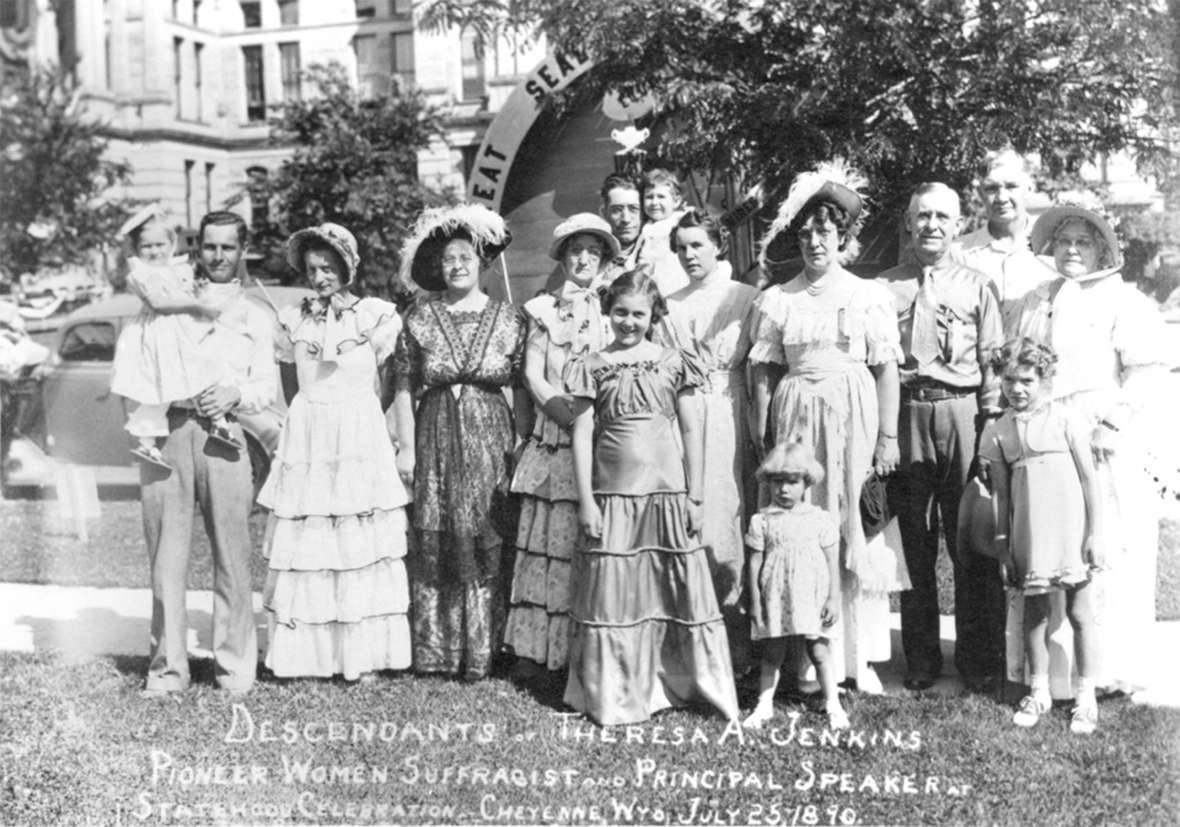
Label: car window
xmin=59 ymin=321 xmax=117 ymax=362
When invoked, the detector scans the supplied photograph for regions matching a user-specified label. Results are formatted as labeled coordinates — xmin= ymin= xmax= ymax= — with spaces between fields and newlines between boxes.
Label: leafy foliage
xmin=422 ymin=0 xmax=1179 ymax=216
xmin=0 ymin=65 xmax=131 ymax=280
xmin=255 ymin=63 xmax=449 ymax=299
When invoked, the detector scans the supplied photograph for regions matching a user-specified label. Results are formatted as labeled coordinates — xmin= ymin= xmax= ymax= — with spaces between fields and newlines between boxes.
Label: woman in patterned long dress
xmin=749 ymin=164 xmax=905 ymax=693
xmin=391 ymin=205 xmax=529 ymax=681
xmin=259 ymin=223 xmax=411 ymax=680
xmin=656 ymin=208 xmax=760 ymax=670
xmin=504 ymin=214 xmax=617 ymax=676
xmin=1008 ymin=205 xmax=1169 ymax=701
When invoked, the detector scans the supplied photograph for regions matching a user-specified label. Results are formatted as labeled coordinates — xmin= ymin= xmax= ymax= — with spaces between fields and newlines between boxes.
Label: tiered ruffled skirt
xmin=564 ymin=493 xmax=739 ymax=725
xmin=257 ymin=391 xmax=411 ymax=679
xmin=504 ymin=415 xmax=579 ymax=669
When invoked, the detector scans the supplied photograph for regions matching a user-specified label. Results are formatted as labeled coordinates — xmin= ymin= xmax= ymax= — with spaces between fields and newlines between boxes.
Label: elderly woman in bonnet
xmin=503 ymin=213 xmax=618 ymax=679
xmin=748 ymin=162 xmax=906 ymax=695
xmin=257 ymin=222 xmax=412 ymax=681
xmin=391 ymin=204 xmax=529 ymax=681
xmin=1006 ymin=204 xmax=1170 ymax=703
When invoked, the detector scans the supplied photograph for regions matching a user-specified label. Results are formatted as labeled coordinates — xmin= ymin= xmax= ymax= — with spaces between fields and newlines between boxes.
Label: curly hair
xmin=667 ymin=207 xmax=729 ymax=257
xmin=600 ymin=267 xmax=667 ymax=333
xmin=989 ymin=337 xmax=1058 ymax=379
xmin=641 ymin=167 xmax=683 ymax=199
xmin=756 ymin=439 xmax=826 ymax=487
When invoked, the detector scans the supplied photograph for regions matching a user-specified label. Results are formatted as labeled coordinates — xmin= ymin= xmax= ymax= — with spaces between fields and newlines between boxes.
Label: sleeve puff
xmin=860 ymin=281 xmax=904 ymax=366
xmin=125 ymin=258 xmax=192 ymax=306
xmin=508 ymin=304 xmax=528 ymax=383
xmin=356 ymin=297 xmax=402 ymax=363
xmin=744 ymin=511 xmax=766 ymax=551
xmin=747 ymin=288 xmax=787 ymax=365
xmin=674 ymin=346 xmax=708 ymax=393
xmin=1112 ymin=285 xmax=1169 ymax=371
xmin=273 ymin=304 xmax=300 ymax=363
xmin=977 ymin=413 xmax=1007 ymax=466
xmin=562 ymin=354 xmax=598 ymax=399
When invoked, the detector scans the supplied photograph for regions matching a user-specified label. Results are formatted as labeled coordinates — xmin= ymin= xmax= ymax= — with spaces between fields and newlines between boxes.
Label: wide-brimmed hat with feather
xmin=760 ymin=160 xmax=868 ymax=268
xmin=399 ymin=203 xmax=512 ymax=292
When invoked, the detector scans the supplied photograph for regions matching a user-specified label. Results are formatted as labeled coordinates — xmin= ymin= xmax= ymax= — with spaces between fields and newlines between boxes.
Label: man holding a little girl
xmin=136 ymin=211 xmax=276 ymax=698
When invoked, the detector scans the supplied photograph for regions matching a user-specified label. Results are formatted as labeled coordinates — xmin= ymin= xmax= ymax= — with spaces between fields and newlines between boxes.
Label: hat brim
xmin=409 ymin=226 xmax=512 ymax=292
xmin=762 ymin=183 xmax=863 ymax=266
xmin=287 ymin=227 xmax=358 ymax=285
xmin=547 ymin=227 xmax=621 ymax=262
xmin=1030 ymin=206 xmax=1121 ymax=269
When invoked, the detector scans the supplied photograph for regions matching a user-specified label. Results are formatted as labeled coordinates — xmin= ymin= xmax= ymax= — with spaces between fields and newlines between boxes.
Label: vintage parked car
xmin=1 ymin=284 xmax=312 ymax=496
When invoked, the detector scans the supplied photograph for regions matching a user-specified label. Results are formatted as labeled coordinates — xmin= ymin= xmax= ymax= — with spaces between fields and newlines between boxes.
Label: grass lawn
xmin=1 ymin=651 xmax=1178 ymax=826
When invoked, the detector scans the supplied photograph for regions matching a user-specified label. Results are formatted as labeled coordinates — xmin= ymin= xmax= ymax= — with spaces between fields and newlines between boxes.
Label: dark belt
xmin=167 ymin=406 xmax=237 ymax=424
xmin=901 ymin=381 xmax=977 ymax=402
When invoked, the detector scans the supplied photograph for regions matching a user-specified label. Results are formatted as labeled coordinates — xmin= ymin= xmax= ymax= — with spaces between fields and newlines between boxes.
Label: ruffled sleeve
xmin=274 ymin=304 xmax=300 ymax=363
xmin=860 ymin=280 xmax=904 ymax=366
xmin=562 ymin=354 xmax=598 ymax=399
xmin=744 ymin=511 xmax=766 ymax=551
xmin=356 ymin=297 xmax=402 ymax=363
xmin=125 ymin=258 xmax=193 ymax=306
xmin=977 ymin=413 xmax=1008 ymax=466
xmin=673 ymin=346 xmax=708 ymax=393
xmin=1112 ymin=285 xmax=1169 ymax=371
xmin=747 ymin=288 xmax=787 ymax=365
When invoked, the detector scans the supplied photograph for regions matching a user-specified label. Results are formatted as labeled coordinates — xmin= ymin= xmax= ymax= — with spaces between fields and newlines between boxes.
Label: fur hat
xmin=548 ymin=213 xmax=620 ymax=261
xmin=399 ymin=203 xmax=512 ymax=292
xmin=760 ymin=160 xmax=868 ymax=268
xmin=1030 ymin=205 xmax=1121 ymax=270
xmin=286 ymin=223 xmax=360 ymax=285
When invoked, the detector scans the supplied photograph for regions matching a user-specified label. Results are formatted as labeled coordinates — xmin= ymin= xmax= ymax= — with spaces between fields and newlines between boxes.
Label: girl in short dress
xmin=110 ymin=205 xmax=234 ymax=469
xmin=563 ymin=269 xmax=738 ymax=726
xmin=743 ymin=441 xmax=847 ymax=731
xmin=980 ymin=338 xmax=1105 ymax=734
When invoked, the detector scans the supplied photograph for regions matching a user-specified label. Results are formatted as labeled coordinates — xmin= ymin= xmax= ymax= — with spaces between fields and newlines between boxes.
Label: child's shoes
xmin=1012 ymin=694 xmax=1049 ymax=727
xmin=1069 ymin=703 xmax=1097 ymax=735
xmin=206 ymin=424 xmax=241 ymax=450
xmin=131 ymin=444 xmax=171 ymax=471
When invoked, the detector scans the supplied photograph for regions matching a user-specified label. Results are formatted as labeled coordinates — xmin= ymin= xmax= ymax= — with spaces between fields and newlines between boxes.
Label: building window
xmin=194 ymin=0 xmax=203 ymax=25
xmin=391 ymin=31 xmax=414 ymax=88
xmin=393 ymin=0 xmax=412 ymax=15
xmin=247 ymin=166 xmax=270 ymax=231
xmin=280 ymin=42 xmax=301 ymax=102
xmin=171 ymin=0 xmax=179 ymax=20
xmin=173 ymin=37 xmax=184 ymax=118
xmin=194 ymin=42 xmax=204 ymax=120
xmin=355 ymin=1 xmax=376 ymax=18
xmin=184 ymin=160 xmax=196 ymax=228
xmin=240 ymin=1 xmax=261 ymax=28
xmin=460 ymin=28 xmax=486 ymax=102
xmin=353 ymin=34 xmax=379 ymax=98
xmin=205 ymin=163 xmax=215 ymax=213
xmin=242 ymin=45 xmax=266 ymax=122
xmin=278 ymin=0 xmax=298 ymax=26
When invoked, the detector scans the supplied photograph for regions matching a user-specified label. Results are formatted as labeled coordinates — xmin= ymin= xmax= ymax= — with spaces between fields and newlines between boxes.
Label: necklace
xmin=804 ymin=272 xmax=832 ymax=296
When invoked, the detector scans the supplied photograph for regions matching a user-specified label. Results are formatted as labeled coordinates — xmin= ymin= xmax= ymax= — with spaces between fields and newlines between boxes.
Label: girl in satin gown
xmin=563 ymin=269 xmax=738 ymax=726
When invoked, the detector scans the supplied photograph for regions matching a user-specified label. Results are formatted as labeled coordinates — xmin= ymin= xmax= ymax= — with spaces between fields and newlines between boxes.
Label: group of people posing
xmin=110 ymin=149 xmax=1169 ymax=739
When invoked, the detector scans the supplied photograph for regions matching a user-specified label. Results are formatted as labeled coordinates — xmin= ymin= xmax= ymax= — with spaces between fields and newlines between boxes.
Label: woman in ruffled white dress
xmin=1009 ymin=205 xmax=1170 ymax=700
xmin=656 ymin=208 xmax=760 ymax=670
xmin=258 ymin=224 xmax=411 ymax=681
xmin=749 ymin=165 xmax=906 ymax=693
xmin=504 ymin=214 xmax=617 ymax=675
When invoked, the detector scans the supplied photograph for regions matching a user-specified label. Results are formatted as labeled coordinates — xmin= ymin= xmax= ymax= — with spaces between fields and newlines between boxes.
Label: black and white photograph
xmin=1 ymin=1 xmax=1178 ymax=825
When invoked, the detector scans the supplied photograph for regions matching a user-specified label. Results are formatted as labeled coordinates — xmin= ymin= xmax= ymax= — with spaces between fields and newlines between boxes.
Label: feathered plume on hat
xmin=398 ymin=203 xmax=512 ymax=293
xmin=760 ymin=159 xmax=869 ymax=269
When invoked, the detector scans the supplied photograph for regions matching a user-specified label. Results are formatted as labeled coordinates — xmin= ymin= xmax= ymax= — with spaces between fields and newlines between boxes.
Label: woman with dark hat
xmin=1005 ymin=203 xmax=1169 ymax=713
xmin=503 ymin=213 xmax=618 ymax=678
xmin=391 ymin=204 xmax=529 ymax=681
xmin=258 ymin=222 xmax=412 ymax=681
xmin=748 ymin=162 xmax=906 ymax=695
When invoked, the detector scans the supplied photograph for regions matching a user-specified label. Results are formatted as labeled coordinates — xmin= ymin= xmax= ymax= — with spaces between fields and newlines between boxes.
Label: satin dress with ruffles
xmin=258 ymin=297 xmax=411 ymax=679
xmin=562 ymin=347 xmax=739 ymax=725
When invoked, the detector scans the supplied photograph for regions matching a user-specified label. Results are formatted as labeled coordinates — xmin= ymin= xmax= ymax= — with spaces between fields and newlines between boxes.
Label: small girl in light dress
xmin=980 ymin=338 xmax=1106 ymax=734
xmin=743 ymin=440 xmax=848 ymax=731
xmin=636 ymin=168 xmax=689 ymax=296
xmin=110 ymin=206 xmax=234 ymax=469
